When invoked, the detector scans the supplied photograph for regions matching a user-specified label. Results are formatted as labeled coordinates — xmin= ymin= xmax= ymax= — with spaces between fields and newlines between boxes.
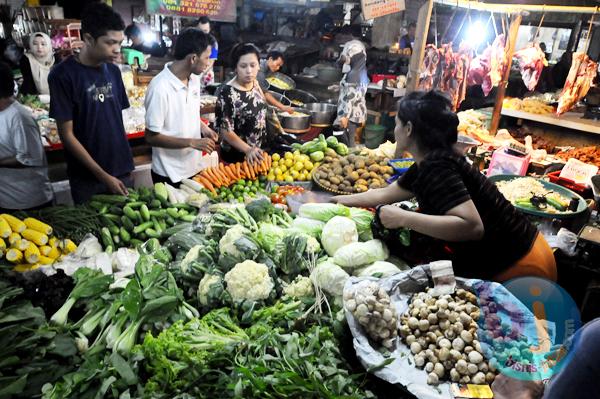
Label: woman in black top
xmin=333 ymin=91 xmax=556 ymax=282
xmin=215 ymin=43 xmax=268 ymax=164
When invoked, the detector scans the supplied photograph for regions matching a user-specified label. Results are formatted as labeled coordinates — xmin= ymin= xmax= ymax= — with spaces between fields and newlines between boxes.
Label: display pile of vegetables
xmin=399 ymin=288 xmax=497 ymax=385
xmin=313 ymin=150 xmax=394 ymax=193
xmin=344 ymin=280 xmax=399 ymax=349
xmin=91 ymin=183 xmax=199 ymax=250
xmin=192 ymin=154 xmax=272 ymax=194
xmin=291 ymin=134 xmax=349 ymax=160
xmin=18 ymin=205 xmax=104 ymax=243
xmin=269 ymin=184 xmax=305 ymax=206
xmin=0 ymin=214 xmax=77 ymax=272
xmin=0 ymin=280 xmax=79 ymax=399
xmin=267 ymin=150 xmax=317 ymax=183
xmin=209 ymin=177 xmax=268 ymax=203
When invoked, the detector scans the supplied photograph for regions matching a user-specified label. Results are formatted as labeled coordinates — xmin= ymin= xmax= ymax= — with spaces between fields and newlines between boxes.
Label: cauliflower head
xmin=197 ymin=274 xmax=224 ymax=306
xmin=283 ymin=276 xmax=314 ymax=298
xmin=219 ymin=225 xmax=250 ymax=259
xmin=224 ymin=260 xmax=274 ymax=302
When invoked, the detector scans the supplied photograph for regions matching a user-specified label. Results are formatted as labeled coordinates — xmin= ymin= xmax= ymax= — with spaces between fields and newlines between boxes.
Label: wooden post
xmin=489 ymin=13 xmax=522 ymax=134
xmin=406 ymin=0 xmax=434 ymax=93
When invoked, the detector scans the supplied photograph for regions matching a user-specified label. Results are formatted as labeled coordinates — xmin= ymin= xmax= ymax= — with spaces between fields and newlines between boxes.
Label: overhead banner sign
xmin=145 ymin=0 xmax=237 ymax=22
xmin=361 ymin=0 xmax=405 ymax=20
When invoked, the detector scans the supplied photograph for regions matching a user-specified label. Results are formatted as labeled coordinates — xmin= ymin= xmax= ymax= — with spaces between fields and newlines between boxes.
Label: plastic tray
xmin=547 ymin=170 xmax=591 ymax=197
xmin=488 ymin=174 xmax=588 ymax=219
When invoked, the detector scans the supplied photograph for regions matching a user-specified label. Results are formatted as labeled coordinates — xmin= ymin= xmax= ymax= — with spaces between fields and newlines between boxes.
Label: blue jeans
xmin=69 ymin=173 xmax=134 ymax=204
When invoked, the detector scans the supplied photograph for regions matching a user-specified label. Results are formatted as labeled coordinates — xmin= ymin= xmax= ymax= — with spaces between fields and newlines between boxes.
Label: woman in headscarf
xmin=20 ymin=32 xmax=55 ymax=95
xmin=334 ymin=40 xmax=368 ymax=147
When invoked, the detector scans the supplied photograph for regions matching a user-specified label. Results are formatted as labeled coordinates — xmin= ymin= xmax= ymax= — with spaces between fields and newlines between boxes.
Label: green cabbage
xmin=298 ymin=203 xmax=350 ymax=223
xmin=348 ymin=208 xmax=374 ymax=241
xmin=321 ymin=216 xmax=358 ymax=256
xmin=333 ymin=239 xmax=389 ymax=269
xmin=256 ymin=223 xmax=286 ymax=254
xmin=290 ymin=217 xmax=325 ymax=238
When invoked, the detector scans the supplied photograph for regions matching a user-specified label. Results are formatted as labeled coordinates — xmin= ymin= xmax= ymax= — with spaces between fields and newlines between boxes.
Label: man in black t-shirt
xmin=49 ymin=3 xmax=134 ymax=204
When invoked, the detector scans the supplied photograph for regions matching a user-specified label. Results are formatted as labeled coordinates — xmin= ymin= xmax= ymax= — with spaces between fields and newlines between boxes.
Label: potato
xmin=331 ymin=184 xmax=339 ymax=191
xmin=368 ymin=164 xmax=381 ymax=173
xmin=354 ymin=160 xmax=366 ymax=169
xmin=360 ymin=172 xmax=370 ymax=180
xmin=366 ymin=157 xmax=376 ymax=166
xmin=348 ymin=172 xmax=360 ymax=182
xmin=340 ymin=158 xmax=349 ymax=166
xmin=347 ymin=154 xmax=357 ymax=162
xmin=333 ymin=166 xmax=343 ymax=175
xmin=370 ymin=181 xmax=382 ymax=189
xmin=321 ymin=180 xmax=331 ymax=187
xmin=356 ymin=184 xmax=368 ymax=192
xmin=330 ymin=176 xmax=341 ymax=185
xmin=356 ymin=178 xmax=368 ymax=186
xmin=369 ymin=171 xmax=379 ymax=179
xmin=383 ymin=173 xmax=391 ymax=180
xmin=324 ymin=156 xmax=334 ymax=163
xmin=342 ymin=179 xmax=352 ymax=186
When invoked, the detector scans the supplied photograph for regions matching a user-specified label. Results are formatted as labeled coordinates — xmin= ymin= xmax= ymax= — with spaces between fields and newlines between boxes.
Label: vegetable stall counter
xmin=44 ymin=131 xmax=146 ymax=152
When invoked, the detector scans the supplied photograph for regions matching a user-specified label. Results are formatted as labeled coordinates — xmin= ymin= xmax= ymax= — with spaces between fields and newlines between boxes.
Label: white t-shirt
xmin=0 ymin=102 xmax=53 ymax=209
xmin=145 ymin=63 xmax=205 ymax=182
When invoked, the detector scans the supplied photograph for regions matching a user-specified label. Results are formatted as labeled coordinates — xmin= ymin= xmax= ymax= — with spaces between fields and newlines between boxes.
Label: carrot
xmin=196 ymin=175 xmax=216 ymax=195
xmin=227 ymin=164 xmax=239 ymax=181
xmin=235 ymin=163 xmax=242 ymax=179
xmin=204 ymin=169 xmax=222 ymax=187
xmin=243 ymin=162 xmax=253 ymax=180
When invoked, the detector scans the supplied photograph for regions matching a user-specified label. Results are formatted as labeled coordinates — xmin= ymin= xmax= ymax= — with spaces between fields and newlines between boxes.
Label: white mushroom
xmin=425 ymin=362 xmax=434 ymax=373
xmin=418 ymin=319 xmax=430 ymax=332
xmin=407 ymin=317 xmax=419 ymax=330
xmin=414 ymin=354 xmax=426 ymax=368
xmin=438 ymin=347 xmax=450 ymax=361
xmin=467 ymin=363 xmax=478 ymax=375
xmin=472 ymin=372 xmax=486 ymax=385
xmin=433 ymin=363 xmax=445 ymax=378
xmin=410 ymin=342 xmax=422 ymax=354
xmin=455 ymin=359 xmax=468 ymax=375
xmin=406 ymin=335 xmax=416 ymax=345
xmin=450 ymin=368 xmax=460 ymax=382
xmin=427 ymin=372 xmax=439 ymax=385
xmin=468 ymin=351 xmax=484 ymax=364
xmin=460 ymin=330 xmax=474 ymax=344
xmin=452 ymin=337 xmax=465 ymax=351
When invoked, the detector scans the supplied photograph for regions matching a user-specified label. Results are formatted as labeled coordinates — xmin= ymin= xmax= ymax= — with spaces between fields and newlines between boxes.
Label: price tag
xmin=559 ymin=158 xmax=599 ymax=186
xmin=450 ymin=383 xmax=494 ymax=398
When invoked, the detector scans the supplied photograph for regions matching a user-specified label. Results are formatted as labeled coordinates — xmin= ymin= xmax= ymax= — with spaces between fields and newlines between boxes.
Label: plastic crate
xmin=548 ymin=170 xmax=591 ymax=197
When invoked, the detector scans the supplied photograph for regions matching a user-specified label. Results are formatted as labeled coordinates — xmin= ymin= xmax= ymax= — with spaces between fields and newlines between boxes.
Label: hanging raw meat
xmin=557 ymin=52 xmax=598 ymax=115
xmin=418 ymin=44 xmax=471 ymax=111
xmin=467 ymin=34 xmax=507 ymax=96
xmin=418 ymin=44 xmax=441 ymax=91
xmin=514 ymin=43 xmax=548 ymax=91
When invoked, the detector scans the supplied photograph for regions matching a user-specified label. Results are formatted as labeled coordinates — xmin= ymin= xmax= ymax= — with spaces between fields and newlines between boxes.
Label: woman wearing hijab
xmin=20 ymin=32 xmax=55 ymax=95
xmin=334 ymin=40 xmax=369 ymax=147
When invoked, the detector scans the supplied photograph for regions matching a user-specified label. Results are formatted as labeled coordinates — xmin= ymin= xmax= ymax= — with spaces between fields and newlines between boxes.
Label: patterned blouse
xmin=216 ymin=83 xmax=268 ymax=162
xmin=334 ymin=76 xmax=367 ymax=125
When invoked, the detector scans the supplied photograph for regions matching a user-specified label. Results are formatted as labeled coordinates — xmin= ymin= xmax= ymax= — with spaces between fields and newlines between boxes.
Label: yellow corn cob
xmin=39 ymin=245 xmax=52 ymax=256
xmin=0 ymin=214 xmax=26 ymax=233
xmin=0 ymin=216 xmax=11 ymax=238
xmin=60 ymin=239 xmax=77 ymax=254
xmin=49 ymin=237 xmax=58 ymax=248
xmin=13 ymin=263 xmax=32 ymax=272
xmin=17 ymin=239 xmax=31 ymax=252
xmin=30 ymin=264 xmax=43 ymax=270
xmin=6 ymin=248 xmax=23 ymax=264
xmin=46 ymin=246 xmax=60 ymax=259
xmin=21 ymin=229 xmax=48 ymax=246
xmin=8 ymin=232 xmax=20 ymax=246
xmin=0 ymin=237 xmax=5 ymax=251
xmin=23 ymin=217 xmax=53 ymax=235
xmin=38 ymin=256 xmax=54 ymax=265
xmin=25 ymin=242 xmax=40 ymax=264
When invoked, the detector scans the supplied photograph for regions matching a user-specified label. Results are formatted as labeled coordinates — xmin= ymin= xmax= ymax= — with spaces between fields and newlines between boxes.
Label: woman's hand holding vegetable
xmin=378 ymin=205 xmax=409 ymax=229
xmin=245 ymin=146 xmax=264 ymax=165
xmin=103 ymin=174 xmax=129 ymax=196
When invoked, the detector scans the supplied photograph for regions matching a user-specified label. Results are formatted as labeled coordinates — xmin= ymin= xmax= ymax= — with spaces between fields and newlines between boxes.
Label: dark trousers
xmin=0 ymin=200 xmax=53 ymax=213
xmin=151 ymin=170 xmax=181 ymax=188
xmin=70 ymin=173 xmax=134 ymax=204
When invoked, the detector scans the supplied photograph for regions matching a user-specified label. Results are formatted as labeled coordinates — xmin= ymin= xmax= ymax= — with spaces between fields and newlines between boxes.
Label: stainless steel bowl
xmin=283 ymin=89 xmax=318 ymax=107
xmin=267 ymin=90 xmax=291 ymax=106
xmin=304 ymin=103 xmax=337 ymax=126
xmin=278 ymin=107 xmax=312 ymax=132
xmin=266 ymin=72 xmax=296 ymax=92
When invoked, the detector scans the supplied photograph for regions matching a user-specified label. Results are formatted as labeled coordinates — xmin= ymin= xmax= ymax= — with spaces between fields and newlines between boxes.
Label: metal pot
xmin=266 ymin=72 xmax=296 ymax=93
xmin=304 ymin=103 xmax=337 ymax=126
xmin=316 ymin=65 xmax=342 ymax=82
xmin=267 ymin=91 xmax=291 ymax=106
xmin=278 ymin=107 xmax=312 ymax=132
xmin=283 ymin=89 xmax=318 ymax=107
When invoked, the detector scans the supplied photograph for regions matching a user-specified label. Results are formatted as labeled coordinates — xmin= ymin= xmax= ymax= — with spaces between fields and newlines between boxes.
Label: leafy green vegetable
xmin=290 ymin=217 xmax=325 ymax=238
xmin=255 ymin=223 xmax=286 ymax=254
xmin=298 ymin=203 xmax=350 ymax=223
xmin=349 ymin=207 xmax=375 ymax=241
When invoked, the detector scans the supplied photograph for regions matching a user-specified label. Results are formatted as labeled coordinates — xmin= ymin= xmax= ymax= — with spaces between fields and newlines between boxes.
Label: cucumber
xmin=105 ymin=245 xmax=114 ymax=255
xmin=100 ymin=215 xmax=117 ymax=228
xmin=152 ymin=218 xmax=163 ymax=234
xmin=109 ymin=206 xmax=124 ymax=215
xmin=121 ymin=215 xmax=135 ymax=231
xmin=140 ymin=204 xmax=150 ymax=221
xmin=145 ymin=238 xmax=161 ymax=253
xmin=88 ymin=201 xmax=105 ymax=211
xmin=91 ymin=194 xmax=128 ymax=204
xmin=133 ymin=221 xmax=154 ymax=234
xmin=130 ymin=239 xmax=143 ymax=247
xmin=166 ymin=216 xmax=176 ymax=226
xmin=154 ymin=183 xmax=169 ymax=203
xmin=103 ymin=213 xmax=121 ymax=222
xmin=100 ymin=227 xmax=114 ymax=248
xmin=166 ymin=208 xmax=179 ymax=219
xmin=149 ymin=209 xmax=166 ymax=218
xmin=119 ymin=227 xmax=131 ymax=243
xmin=113 ymin=234 xmax=121 ymax=245
xmin=180 ymin=214 xmax=196 ymax=222
xmin=149 ymin=199 xmax=162 ymax=209
xmin=123 ymin=206 xmax=137 ymax=220
xmin=145 ymin=228 xmax=161 ymax=239
xmin=126 ymin=201 xmax=145 ymax=209
xmin=109 ymin=225 xmax=119 ymax=236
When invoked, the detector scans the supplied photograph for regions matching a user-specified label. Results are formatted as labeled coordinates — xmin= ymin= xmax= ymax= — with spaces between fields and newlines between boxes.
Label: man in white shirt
xmin=144 ymin=28 xmax=218 ymax=186
xmin=0 ymin=62 xmax=53 ymax=210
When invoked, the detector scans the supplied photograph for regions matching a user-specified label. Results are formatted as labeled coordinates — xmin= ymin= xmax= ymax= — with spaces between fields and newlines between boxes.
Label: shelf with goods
xmin=501 ymin=108 xmax=600 ymax=135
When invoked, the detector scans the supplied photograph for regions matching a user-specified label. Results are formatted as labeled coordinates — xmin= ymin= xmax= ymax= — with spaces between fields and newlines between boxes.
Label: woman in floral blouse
xmin=215 ymin=43 xmax=268 ymax=164
xmin=334 ymin=40 xmax=369 ymax=147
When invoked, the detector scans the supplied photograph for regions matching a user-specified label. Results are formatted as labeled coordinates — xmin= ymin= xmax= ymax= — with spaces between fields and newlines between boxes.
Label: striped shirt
xmin=398 ymin=150 xmax=538 ymax=280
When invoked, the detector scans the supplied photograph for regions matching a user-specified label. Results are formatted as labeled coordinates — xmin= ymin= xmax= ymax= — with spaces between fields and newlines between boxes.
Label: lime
xmin=294 ymin=162 xmax=304 ymax=171
xmin=272 ymin=153 xmax=281 ymax=162
xmin=284 ymin=175 xmax=294 ymax=183
xmin=284 ymin=152 xmax=294 ymax=160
